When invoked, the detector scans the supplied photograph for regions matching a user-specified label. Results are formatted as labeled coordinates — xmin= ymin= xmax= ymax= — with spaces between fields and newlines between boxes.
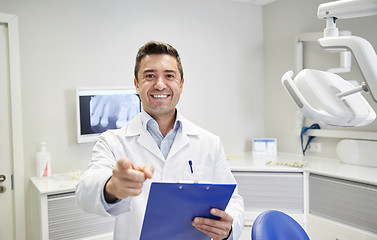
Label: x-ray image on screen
xmin=89 ymin=94 xmax=140 ymax=132
xmin=77 ymin=87 xmax=141 ymax=143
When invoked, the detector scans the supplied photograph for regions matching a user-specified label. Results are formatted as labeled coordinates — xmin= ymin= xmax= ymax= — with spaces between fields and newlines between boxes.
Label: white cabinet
xmin=228 ymin=152 xmax=306 ymax=239
xmin=228 ymin=152 xmax=377 ymax=240
xmin=29 ymin=175 xmax=114 ymax=240
xmin=307 ymin=173 xmax=377 ymax=240
xmin=233 ymin=171 xmax=304 ymax=240
xmin=233 ymin=171 xmax=303 ymax=212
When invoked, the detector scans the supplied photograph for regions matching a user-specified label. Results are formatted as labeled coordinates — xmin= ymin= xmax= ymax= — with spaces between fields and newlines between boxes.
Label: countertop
xmin=227 ymin=152 xmax=377 ymax=185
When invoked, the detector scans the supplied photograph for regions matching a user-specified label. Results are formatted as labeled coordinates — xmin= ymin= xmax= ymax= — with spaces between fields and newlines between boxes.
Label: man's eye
xmin=166 ymin=74 xmax=175 ymax=78
xmin=146 ymin=74 xmax=155 ymax=78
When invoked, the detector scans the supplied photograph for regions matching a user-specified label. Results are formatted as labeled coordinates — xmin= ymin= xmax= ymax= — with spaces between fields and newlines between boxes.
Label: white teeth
xmin=153 ymin=95 xmax=168 ymax=98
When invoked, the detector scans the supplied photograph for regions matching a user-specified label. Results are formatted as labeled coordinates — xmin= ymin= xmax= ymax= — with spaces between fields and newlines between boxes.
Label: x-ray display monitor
xmin=76 ymin=86 xmax=141 ymax=143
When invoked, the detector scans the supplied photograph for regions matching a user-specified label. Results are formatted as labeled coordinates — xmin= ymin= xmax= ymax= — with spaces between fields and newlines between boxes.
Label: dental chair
xmin=251 ymin=210 xmax=310 ymax=240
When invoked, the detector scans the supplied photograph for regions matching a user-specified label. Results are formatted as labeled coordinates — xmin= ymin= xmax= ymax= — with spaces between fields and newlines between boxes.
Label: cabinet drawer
xmin=309 ymin=174 xmax=377 ymax=235
xmin=233 ymin=171 xmax=303 ymax=213
xmin=47 ymin=191 xmax=114 ymax=240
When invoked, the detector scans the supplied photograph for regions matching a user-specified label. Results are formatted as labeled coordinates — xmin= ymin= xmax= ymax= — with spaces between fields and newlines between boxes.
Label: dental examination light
xmin=282 ymin=0 xmax=377 ymax=127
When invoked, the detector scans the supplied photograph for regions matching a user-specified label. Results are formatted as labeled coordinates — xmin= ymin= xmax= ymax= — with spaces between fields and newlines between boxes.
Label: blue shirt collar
xmin=140 ymin=109 xmax=182 ymax=133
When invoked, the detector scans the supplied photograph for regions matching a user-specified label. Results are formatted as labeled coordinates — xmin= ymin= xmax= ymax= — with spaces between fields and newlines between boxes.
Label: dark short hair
xmin=134 ymin=41 xmax=183 ymax=81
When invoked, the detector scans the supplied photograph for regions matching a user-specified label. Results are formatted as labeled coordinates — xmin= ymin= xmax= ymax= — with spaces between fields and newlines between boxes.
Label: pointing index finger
xmin=115 ymin=159 xmax=150 ymax=182
xmin=134 ymin=165 xmax=154 ymax=179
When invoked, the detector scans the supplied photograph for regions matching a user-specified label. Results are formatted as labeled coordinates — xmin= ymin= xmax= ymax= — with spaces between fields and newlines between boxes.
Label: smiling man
xmin=134 ymin=52 xmax=183 ymax=136
xmin=76 ymin=41 xmax=244 ymax=240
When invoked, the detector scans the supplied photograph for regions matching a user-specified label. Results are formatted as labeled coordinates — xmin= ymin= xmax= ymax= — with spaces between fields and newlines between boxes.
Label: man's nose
xmin=154 ymin=77 xmax=166 ymax=90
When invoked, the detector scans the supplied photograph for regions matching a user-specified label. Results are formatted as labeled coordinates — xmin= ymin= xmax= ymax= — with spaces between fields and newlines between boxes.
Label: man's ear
xmin=134 ymin=78 xmax=139 ymax=91
xmin=180 ymin=77 xmax=184 ymax=92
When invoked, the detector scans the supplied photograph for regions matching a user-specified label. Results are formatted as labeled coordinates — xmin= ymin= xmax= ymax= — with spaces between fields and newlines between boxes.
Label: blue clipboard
xmin=140 ymin=182 xmax=236 ymax=240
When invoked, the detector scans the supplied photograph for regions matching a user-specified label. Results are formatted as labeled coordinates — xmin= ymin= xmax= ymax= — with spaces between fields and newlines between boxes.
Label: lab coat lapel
xmin=168 ymin=129 xmax=189 ymax=159
xmin=125 ymin=115 xmax=165 ymax=161
xmin=138 ymin=131 xmax=165 ymax=161
xmin=167 ymin=116 xmax=199 ymax=160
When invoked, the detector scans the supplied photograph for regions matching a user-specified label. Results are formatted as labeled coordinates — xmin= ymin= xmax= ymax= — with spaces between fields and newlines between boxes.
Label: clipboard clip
xmin=177 ymin=183 xmax=211 ymax=190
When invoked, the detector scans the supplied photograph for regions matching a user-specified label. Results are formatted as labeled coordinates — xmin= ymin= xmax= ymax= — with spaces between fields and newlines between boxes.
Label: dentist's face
xmin=134 ymin=54 xmax=184 ymax=119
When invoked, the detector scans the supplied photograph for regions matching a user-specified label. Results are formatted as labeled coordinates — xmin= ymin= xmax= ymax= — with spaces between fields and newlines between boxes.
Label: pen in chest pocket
xmin=188 ymin=160 xmax=194 ymax=173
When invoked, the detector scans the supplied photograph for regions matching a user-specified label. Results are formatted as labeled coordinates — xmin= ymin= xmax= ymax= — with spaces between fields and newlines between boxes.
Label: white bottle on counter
xmin=36 ymin=141 xmax=51 ymax=177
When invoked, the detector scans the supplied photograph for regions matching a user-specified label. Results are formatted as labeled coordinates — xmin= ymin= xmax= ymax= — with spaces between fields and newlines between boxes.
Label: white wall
xmin=0 ymin=0 xmax=263 ymax=238
xmin=3 ymin=0 xmax=376 ymax=237
xmin=263 ymin=0 xmax=377 ymax=157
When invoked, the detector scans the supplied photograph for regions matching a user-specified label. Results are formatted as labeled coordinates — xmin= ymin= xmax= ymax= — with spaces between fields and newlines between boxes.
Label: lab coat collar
xmin=175 ymin=112 xmax=201 ymax=136
xmin=123 ymin=110 xmax=200 ymax=161
xmin=140 ymin=110 xmax=181 ymax=135
xmin=124 ymin=110 xmax=200 ymax=137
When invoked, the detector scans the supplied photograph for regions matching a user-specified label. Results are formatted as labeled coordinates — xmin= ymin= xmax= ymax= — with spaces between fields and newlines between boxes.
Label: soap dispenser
xmin=36 ymin=141 xmax=51 ymax=177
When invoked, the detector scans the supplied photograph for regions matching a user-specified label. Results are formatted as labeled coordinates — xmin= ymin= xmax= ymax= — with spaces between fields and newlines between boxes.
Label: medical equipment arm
xmin=318 ymin=0 xmax=377 ymax=20
xmin=281 ymin=0 xmax=377 ymax=127
xmin=319 ymin=36 xmax=377 ymax=102
xmin=317 ymin=0 xmax=377 ymax=103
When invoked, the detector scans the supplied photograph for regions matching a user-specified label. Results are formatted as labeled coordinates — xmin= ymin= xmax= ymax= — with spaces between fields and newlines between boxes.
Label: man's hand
xmin=104 ymin=158 xmax=154 ymax=203
xmin=192 ymin=208 xmax=233 ymax=240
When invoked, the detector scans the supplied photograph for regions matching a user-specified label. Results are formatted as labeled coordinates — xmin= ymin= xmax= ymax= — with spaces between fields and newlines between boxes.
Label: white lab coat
xmin=76 ymin=113 xmax=244 ymax=240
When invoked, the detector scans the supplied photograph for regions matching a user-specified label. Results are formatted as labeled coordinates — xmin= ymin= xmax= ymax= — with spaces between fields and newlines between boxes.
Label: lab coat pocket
xmin=183 ymin=164 xmax=213 ymax=182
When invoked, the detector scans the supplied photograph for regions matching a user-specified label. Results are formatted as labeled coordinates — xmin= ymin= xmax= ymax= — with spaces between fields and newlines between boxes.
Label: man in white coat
xmin=76 ymin=41 xmax=244 ymax=240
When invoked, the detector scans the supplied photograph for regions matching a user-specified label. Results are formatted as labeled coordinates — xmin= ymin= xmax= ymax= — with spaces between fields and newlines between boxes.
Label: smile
xmin=152 ymin=94 xmax=169 ymax=98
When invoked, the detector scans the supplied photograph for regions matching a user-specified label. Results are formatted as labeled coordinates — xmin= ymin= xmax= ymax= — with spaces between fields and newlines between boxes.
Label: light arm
xmin=318 ymin=0 xmax=377 ymax=19
xmin=319 ymin=36 xmax=377 ymax=102
xmin=317 ymin=0 xmax=377 ymax=102
xmin=281 ymin=0 xmax=377 ymax=127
